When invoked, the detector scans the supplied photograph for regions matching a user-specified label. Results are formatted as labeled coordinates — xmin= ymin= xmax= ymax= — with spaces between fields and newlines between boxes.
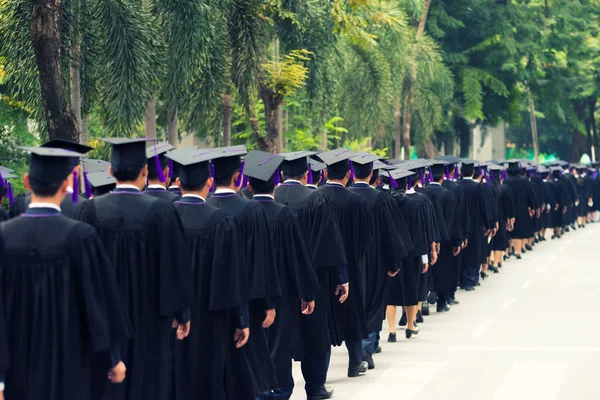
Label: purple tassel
xmin=307 ymin=161 xmax=313 ymax=184
xmin=154 ymin=155 xmax=166 ymax=183
xmin=388 ymin=171 xmax=398 ymax=189
xmin=0 ymin=170 xmax=3 ymax=187
xmin=454 ymin=164 xmax=459 ymax=180
xmin=72 ymin=170 xmax=79 ymax=203
xmin=7 ymin=181 xmax=14 ymax=206
xmin=408 ymin=176 xmax=413 ymax=190
xmin=319 ymin=171 xmax=326 ymax=185
xmin=273 ymin=169 xmax=280 ymax=185
xmin=210 ymin=163 xmax=215 ymax=192
xmin=485 ymin=171 xmax=490 ymax=187
xmin=349 ymin=161 xmax=355 ymax=180
xmin=419 ymin=170 xmax=425 ymax=185
xmin=491 ymin=171 xmax=495 ymax=181
xmin=83 ymin=170 xmax=93 ymax=198
xmin=168 ymin=159 xmax=173 ymax=179
xmin=242 ymin=175 xmax=249 ymax=188
xmin=478 ymin=166 xmax=483 ymax=178
xmin=445 ymin=166 xmax=451 ymax=180
xmin=235 ymin=161 xmax=245 ymax=186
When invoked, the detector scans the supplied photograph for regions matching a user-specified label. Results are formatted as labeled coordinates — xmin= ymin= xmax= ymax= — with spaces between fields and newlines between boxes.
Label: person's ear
xmin=24 ymin=173 xmax=31 ymax=190
xmin=204 ymin=177 xmax=214 ymax=191
xmin=345 ymin=170 xmax=351 ymax=180
xmin=324 ymin=169 xmax=329 ymax=180
xmin=140 ymin=165 xmax=149 ymax=180
xmin=176 ymin=177 xmax=182 ymax=190
xmin=247 ymin=182 xmax=254 ymax=194
xmin=60 ymin=179 xmax=69 ymax=194
xmin=109 ymin=166 xmax=115 ymax=178
xmin=303 ymin=171 xmax=308 ymax=181
xmin=164 ymin=165 xmax=170 ymax=179
xmin=232 ymin=172 xmax=241 ymax=189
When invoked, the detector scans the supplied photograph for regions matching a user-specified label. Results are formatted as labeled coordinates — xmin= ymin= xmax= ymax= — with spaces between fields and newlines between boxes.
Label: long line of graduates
xmin=0 ymin=138 xmax=597 ymax=400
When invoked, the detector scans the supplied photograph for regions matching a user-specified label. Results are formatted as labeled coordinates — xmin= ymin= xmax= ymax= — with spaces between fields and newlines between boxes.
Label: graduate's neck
xmin=115 ymin=179 xmax=145 ymax=191
xmin=147 ymin=179 xmax=166 ymax=188
xmin=329 ymin=178 xmax=349 ymax=186
xmin=31 ymin=192 xmax=64 ymax=208
xmin=183 ymin=189 xmax=210 ymax=199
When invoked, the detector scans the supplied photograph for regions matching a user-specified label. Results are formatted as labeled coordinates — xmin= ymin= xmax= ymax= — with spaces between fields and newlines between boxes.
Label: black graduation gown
xmin=0 ymin=208 xmax=132 ymax=400
xmin=168 ymin=186 xmax=182 ymax=196
xmin=172 ymin=197 xmax=248 ymax=400
xmin=0 ymin=208 xmax=8 ymax=222
xmin=457 ymin=179 xmax=494 ymax=270
xmin=348 ymin=183 xmax=409 ymax=333
xmin=442 ymin=179 xmax=469 ymax=291
xmin=255 ymin=197 xmax=319 ymax=388
xmin=562 ymin=173 xmax=579 ymax=225
xmin=9 ymin=191 xmax=86 ymax=218
xmin=317 ymin=183 xmax=374 ymax=343
xmin=206 ymin=191 xmax=281 ymax=399
xmin=481 ymin=183 xmax=497 ymax=261
xmin=491 ymin=183 xmax=514 ymax=251
xmin=274 ymin=181 xmax=347 ymax=353
xmin=549 ymin=179 xmax=568 ymax=228
xmin=76 ymin=189 xmax=192 ymax=400
xmin=386 ymin=191 xmax=427 ymax=306
xmin=240 ymin=186 xmax=254 ymax=199
xmin=421 ymin=183 xmax=457 ymax=294
xmin=0 ymin=302 xmax=8 ymax=380
xmin=144 ymin=187 xmax=180 ymax=202
xmin=503 ymin=175 xmax=537 ymax=239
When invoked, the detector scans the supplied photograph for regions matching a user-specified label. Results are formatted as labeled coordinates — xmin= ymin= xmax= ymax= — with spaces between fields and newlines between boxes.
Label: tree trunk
xmin=423 ymin=138 xmax=436 ymax=158
xmin=416 ymin=0 xmax=432 ymax=38
xmin=528 ymin=91 xmax=539 ymax=162
xmin=31 ymin=0 xmax=78 ymax=141
xmin=144 ymin=99 xmax=157 ymax=139
xmin=246 ymin=104 xmax=268 ymax=150
xmin=222 ymin=92 xmax=233 ymax=146
xmin=589 ymin=98 xmax=597 ymax=161
xmin=167 ymin=109 xmax=178 ymax=147
xmin=401 ymin=91 xmax=412 ymax=160
xmin=394 ymin=96 xmax=401 ymax=158
xmin=80 ymin=113 xmax=89 ymax=145
xmin=444 ymin=135 xmax=455 ymax=155
xmin=258 ymin=88 xmax=283 ymax=153
xmin=69 ymin=44 xmax=81 ymax=133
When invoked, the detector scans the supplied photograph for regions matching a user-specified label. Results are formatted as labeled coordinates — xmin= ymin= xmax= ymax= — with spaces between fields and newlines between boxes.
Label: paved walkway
xmin=290 ymin=223 xmax=600 ymax=400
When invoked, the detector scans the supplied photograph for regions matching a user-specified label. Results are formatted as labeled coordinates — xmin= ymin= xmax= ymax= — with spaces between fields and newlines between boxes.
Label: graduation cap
xmin=387 ymin=168 xmax=415 ymax=189
xmin=308 ymin=159 xmax=327 ymax=185
xmin=435 ymin=155 xmax=460 ymax=164
xmin=164 ymin=148 xmax=214 ymax=188
xmin=41 ymin=139 xmax=93 ymax=165
xmin=208 ymin=145 xmax=248 ymax=186
xmin=0 ymin=169 xmax=16 ymax=206
xmin=243 ymin=151 xmax=285 ymax=185
xmin=102 ymin=137 xmax=157 ymax=170
xmin=351 ymin=152 xmax=382 ymax=178
xmin=81 ymin=159 xmax=111 ymax=174
xmin=373 ymin=160 xmax=395 ymax=171
xmin=0 ymin=166 xmax=14 ymax=173
xmin=86 ymin=171 xmax=116 ymax=197
xmin=145 ymin=141 xmax=175 ymax=183
xmin=429 ymin=159 xmax=451 ymax=180
xmin=279 ymin=151 xmax=318 ymax=178
xmin=316 ymin=148 xmax=357 ymax=166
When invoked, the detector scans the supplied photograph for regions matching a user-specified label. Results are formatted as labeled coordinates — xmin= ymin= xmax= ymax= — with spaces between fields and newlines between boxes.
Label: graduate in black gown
xmin=457 ymin=160 xmax=494 ymax=290
xmin=166 ymin=149 xmax=251 ymax=400
xmin=384 ymin=168 xmax=428 ymax=341
xmin=548 ymin=167 xmax=569 ymax=237
xmin=503 ymin=161 xmax=537 ymax=258
xmin=0 ymin=169 xmax=16 ymax=222
xmin=475 ymin=164 xmax=498 ymax=279
xmin=143 ymin=142 xmax=179 ymax=202
xmin=167 ymin=159 xmax=183 ymax=196
xmin=206 ymin=145 xmax=282 ymax=400
xmin=316 ymin=148 xmax=374 ymax=378
xmin=86 ymin=170 xmax=117 ymax=198
xmin=0 ymin=303 xmax=8 ymax=400
xmin=488 ymin=165 xmax=514 ymax=270
xmin=243 ymin=151 xmax=320 ymax=400
xmin=348 ymin=153 xmax=409 ymax=367
xmin=9 ymin=139 xmax=93 ymax=218
xmin=0 ymin=146 xmax=131 ymax=400
xmin=76 ymin=138 xmax=193 ymax=400
xmin=307 ymin=159 xmax=327 ymax=190
xmin=274 ymin=152 xmax=347 ymax=400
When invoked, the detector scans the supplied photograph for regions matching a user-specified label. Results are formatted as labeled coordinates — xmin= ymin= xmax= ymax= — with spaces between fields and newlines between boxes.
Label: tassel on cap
xmin=273 ymin=169 xmax=280 ymax=186
xmin=235 ymin=161 xmax=245 ymax=187
xmin=408 ymin=176 xmax=413 ymax=190
xmin=154 ymin=143 xmax=166 ymax=183
xmin=242 ymin=175 xmax=249 ymax=188
xmin=72 ymin=170 xmax=79 ymax=203
xmin=454 ymin=164 xmax=459 ymax=180
xmin=168 ymin=159 xmax=173 ymax=179
xmin=7 ymin=181 xmax=14 ymax=206
xmin=349 ymin=160 xmax=355 ymax=181
xmin=210 ymin=163 xmax=215 ymax=192
xmin=419 ymin=169 xmax=425 ymax=185
xmin=319 ymin=171 xmax=326 ymax=185
xmin=83 ymin=169 xmax=93 ymax=198
xmin=445 ymin=166 xmax=451 ymax=181
xmin=388 ymin=171 xmax=398 ymax=189
xmin=307 ymin=160 xmax=313 ymax=184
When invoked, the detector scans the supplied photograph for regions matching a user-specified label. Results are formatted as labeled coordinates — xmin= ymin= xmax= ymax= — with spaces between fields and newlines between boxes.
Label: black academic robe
xmin=348 ymin=183 xmax=409 ymax=333
xmin=503 ymin=175 xmax=537 ymax=239
xmin=481 ymin=183 xmax=497 ymax=261
xmin=421 ymin=183 xmax=457 ymax=294
xmin=144 ymin=187 xmax=180 ymax=202
xmin=254 ymin=196 xmax=319 ymax=388
xmin=317 ymin=183 xmax=374 ymax=343
xmin=0 ymin=208 xmax=8 ymax=222
xmin=386 ymin=191 xmax=427 ymax=306
xmin=240 ymin=186 xmax=254 ymax=199
xmin=9 ymin=191 xmax=86 ymax=218
xmin=0 ymin=208 xmax=132 ymax=400
xmin=442 ymin=179 xmax=469 ymax=292
xmin=0 ymin=303 xmax=8 ymax=381
xmin=172 ymin=197 xmax=248 ymax=400
xmin=168 ymin=186 xmax=182 ymax=196
xmin=274 ymin=181 xmax=347 ymax=353
xmin=562 ymin=173 xmax=579 ymax=225
xmin=76 ymin=189 xmax=192 ymax=400
xmin=491 ymin=182 xmax=514 ymax=251
xmin=206 ymin=191 xmax=281 ymax=399
xmin=549 ymin=179 xmax=568 ymax=228
xmin=457 ymin=178 xmax=494 ymax=270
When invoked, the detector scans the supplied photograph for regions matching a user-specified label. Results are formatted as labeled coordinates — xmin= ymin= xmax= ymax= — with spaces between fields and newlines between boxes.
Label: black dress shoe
xmin=515 ymin=254 xmax=522 ymax=260
xmin=477 ymin=281 xmax=481 ymax=286
xmin=525 ymin=245 xmax=533 ymax=251
xmin=348 ymin=361 xmax=368 ymax=377
xmin=449 ymin=298 xmax=460 ymax=305
xmin=422 ymin=301 xmax=430 ymax=316
xmin=463 ymin=286 xmax=475 ymax=291
xmin=436 ymin=303 xmax=450 ymax=312
xmin=307 ymin=385 xmax=334 ymax=400
xmin=480 ymin=271 xmax=488 ymax=279
xmin=387 ymin=332 xmax=397 ymax=343
xmin=498 ymin=262 xmax=503 ymax=269
xmin=362 ymin=349 xmax=375 ymax=369
xmin=541 ymin=236 xmax=546 ymax=241
xmin=416 ymin=310 xmax=424 ymax=323
xmin=428 ymin=291 xmax=438 ymax=305
xmin=399 ymin=312 xmax=407 ymax=327
xmin=375 ymin=345 xmax=382 ymax=354
xmin=405 ymin=327 xmax=419 ymax=339
xmin=491 ymin=266 xmax=499 ymax=273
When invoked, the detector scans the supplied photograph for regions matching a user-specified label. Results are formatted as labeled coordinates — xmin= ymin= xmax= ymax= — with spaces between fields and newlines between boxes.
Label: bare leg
xmin=406 ymin=305 xmax=418 ymax=330
xmin=386 ymin=306 xmax=396 ymax=333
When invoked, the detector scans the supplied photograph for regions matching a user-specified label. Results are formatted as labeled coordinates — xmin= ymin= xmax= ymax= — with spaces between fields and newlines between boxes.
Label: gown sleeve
xmin=71 ymin=225 xmax=133 ymax=354
xmin=0 ymin=300 xmax=9 ymax=379
xmin=304 ymin=193 xmax=347 ymax=269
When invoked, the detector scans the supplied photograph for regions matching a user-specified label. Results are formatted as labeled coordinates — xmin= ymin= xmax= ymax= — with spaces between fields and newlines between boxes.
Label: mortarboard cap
xmin=210 ymin=145 xmax=248 ymax=184
xmin=435 ymin=155 xmax=460 ymax=164
xmin=243 ymin=151 xmax=285 ymax=182
xmin=82 ymin=159 xmax=111 ymax=174
xmin=41 ymin=139 xmax=93 ymax=155
xmin=146 ymin=141 xmax=174 ymax=159
xmin=316 ymin=148 xmax=357 ymax=166
xmin=165 ymin=148 xmax=214 ymax=188
xmin=21 ymin=146 xmax=84 ymax=188
xmin=280 ymin=151 xmax=317 ymax=177
xmin=351 ymin=152 xmax=382 ymax=178
xmin=86 ymin=171 xmax=116 ymax=196
xmin=102 ymin=137 xmax=157 ymax=169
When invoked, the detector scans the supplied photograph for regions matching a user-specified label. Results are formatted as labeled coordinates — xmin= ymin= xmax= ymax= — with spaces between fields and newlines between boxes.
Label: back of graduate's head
xmin=147 ymin=153 xmax=169 ymax=181
xmin=111 ymin=163 xmax=147 ymax=184
xmin=352 ymin=161 xmax=374 ymax=181
xmin=24 ymin=151 xmax=75 ymax=199
xmin=248 ymin=177 xmax=275 ymax=195
xmin=369 ymin=171 xmax=380 ymax=186
xmin=327 ymin=160 xmax=351 ymax=181
xmin=461 ymin=163 xmax=475 ymax=177
xmin=213 ymin=155 xmax=243 ymax=189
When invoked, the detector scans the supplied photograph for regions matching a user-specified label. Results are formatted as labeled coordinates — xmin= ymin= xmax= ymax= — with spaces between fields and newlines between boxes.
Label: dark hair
xmin=112 ymin=164 xmax=145 ymax=182
xmin=327 ymin=161 xmax=349 ymax=180
xmin=461 ymin=165 xmax=474 ymax=177
xmin=249 ymin=177 xmax=275 ymax=194
xmin=147 ymin=155 xmax=168 ymax=180
xmin=0 ymin=187 xmax=6 ymax=198
xmin=181 ymin=182 xmax=207 ymax=192
xmin=369 ymin=173 xmax=379 ymax=186
xmin=432 ymin=172 xmax=444 ymax=182
xmin=30 ymin=181 xmax=63 ymax=197
xmin=283 ymin=173 xmax=305 ymax=181
xmin=353 ymin=163 xmax=373 ymax=179
xmin=214 ymin=169 xmax=238 ymax=187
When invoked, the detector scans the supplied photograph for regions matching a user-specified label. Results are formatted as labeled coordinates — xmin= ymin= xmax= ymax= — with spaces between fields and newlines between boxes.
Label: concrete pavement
xmin=290 ymin=223 xmax=600 ymax=400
